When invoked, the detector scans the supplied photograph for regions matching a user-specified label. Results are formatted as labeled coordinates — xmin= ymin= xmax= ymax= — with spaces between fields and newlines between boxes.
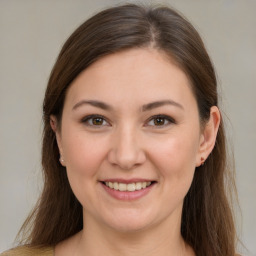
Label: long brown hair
xmin=19 ymin=4 xmax=237 ymax=256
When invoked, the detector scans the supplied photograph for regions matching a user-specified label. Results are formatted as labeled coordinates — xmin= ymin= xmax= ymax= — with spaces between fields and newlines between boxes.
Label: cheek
xmin=148 ymin=133 xmax=198 ymax=183
xmin=144 ymin=133 xmax=199 ymax=218
xmin=61 ymin=131 xmax=110 ymax=207
xmin=62 ymin=131 xmax=108 ymax=179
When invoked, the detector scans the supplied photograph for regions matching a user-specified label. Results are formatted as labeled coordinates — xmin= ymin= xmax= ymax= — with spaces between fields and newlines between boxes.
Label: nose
xmin=107 ymin=126 xmax=146 ymax=170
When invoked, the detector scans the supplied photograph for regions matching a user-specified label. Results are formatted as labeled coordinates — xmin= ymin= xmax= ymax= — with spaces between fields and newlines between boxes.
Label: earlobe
xmin=196 ymin=106 xmax=221 ymax=167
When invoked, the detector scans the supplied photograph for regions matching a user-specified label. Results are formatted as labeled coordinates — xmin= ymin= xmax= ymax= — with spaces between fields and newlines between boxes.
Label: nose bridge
xmin=118 ymin=124 xmax=137 ymax=154
xmin=108 ymin=122 xmax=145 ymax=169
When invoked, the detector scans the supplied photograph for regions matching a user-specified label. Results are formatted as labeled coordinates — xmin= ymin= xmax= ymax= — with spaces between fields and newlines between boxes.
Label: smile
xmin=104 ymin=181 xmax=152 ymax=192
xmin=100 ymin=179 xmax=156 ymax=200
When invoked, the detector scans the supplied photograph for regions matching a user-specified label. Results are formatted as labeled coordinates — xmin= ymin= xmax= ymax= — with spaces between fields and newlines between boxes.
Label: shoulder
xmin=0 ymin=246 xmax=54 ymax=256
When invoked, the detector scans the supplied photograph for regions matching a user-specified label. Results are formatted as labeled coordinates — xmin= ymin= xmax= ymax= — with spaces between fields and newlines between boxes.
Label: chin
xmin=100 ymin=208 xmax=158 ymax=233
xmin=108 ymin=220 xmax=151 ymax=233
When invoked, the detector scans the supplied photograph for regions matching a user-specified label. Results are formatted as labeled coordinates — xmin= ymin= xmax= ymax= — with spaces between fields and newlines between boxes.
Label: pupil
xmin=154 ymin=118 xmax=164 ymax=125
xmin=93 ymin=118 xmax=103 ymax=125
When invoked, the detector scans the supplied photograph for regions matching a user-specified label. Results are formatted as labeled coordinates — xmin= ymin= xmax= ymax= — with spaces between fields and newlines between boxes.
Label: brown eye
xmin=92 ymin=117 xmax=104 ymax=125
xmin=82 ymin=115 xmax=109 ymax=127
xmin=147 ymin=115 xmax=175 ymax=127
xmin=153 ymin=117 xmax=166 ymax=126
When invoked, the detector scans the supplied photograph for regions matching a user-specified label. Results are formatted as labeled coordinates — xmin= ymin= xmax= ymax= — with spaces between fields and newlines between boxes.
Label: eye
xmin=82 ymin=115 xmax=110 ymax=127
xmin=146 ymin=115 xmax=175 ymax=127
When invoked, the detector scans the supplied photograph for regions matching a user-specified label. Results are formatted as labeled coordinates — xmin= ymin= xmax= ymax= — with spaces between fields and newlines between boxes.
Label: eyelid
xmin=81 ymin=114 xmax=111 ymax=127
xmin=81 ymin=114 xmax=175 ymax=128
xmin=145 ymin=114 xmax=176 ymax=127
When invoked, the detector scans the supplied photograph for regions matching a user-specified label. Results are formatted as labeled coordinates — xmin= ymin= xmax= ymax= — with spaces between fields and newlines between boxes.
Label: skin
xmin=51 ymin=48 xmax=220 ymax=256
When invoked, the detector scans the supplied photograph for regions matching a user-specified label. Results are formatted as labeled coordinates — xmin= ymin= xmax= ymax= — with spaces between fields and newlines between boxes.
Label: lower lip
xmin=101 ymin=183 xmax=155 ymax=201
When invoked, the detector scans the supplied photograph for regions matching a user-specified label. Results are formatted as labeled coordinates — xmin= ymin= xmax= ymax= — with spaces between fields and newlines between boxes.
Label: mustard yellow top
xmin=0 ymin=246 xmax=54 ymax=256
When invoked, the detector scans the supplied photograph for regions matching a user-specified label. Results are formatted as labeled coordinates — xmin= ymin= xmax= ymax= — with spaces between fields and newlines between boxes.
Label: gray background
xmin=0 ymin=0 xmax=255 ymax=255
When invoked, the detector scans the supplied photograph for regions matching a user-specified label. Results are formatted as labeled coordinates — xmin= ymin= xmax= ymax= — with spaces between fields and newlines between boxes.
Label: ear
xmin=50 ymin=115 xmax=65 ymax=166
xmin=196 ymin=106 xmax=221 ymax=167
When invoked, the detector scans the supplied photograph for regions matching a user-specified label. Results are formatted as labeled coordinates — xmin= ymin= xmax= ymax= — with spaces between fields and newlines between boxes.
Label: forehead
xmin=65 ymin=48 xmax=196 ymax=110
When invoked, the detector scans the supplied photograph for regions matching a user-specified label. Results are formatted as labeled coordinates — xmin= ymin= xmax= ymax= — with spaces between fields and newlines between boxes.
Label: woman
xmin=2 ymin=3 xmax=238 ymax=256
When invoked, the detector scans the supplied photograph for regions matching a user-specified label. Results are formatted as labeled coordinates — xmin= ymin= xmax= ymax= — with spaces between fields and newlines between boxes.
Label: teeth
xmin=105 ymin=181 xmax=152 ymax=191
xmin=113 ymin=182 xmax=119 ymax=190
xmin=127 ymin=183 xmax=136 ymax=192
xmin=119 ymin=183 xmax=127 ymax=191
xmin=135 ymin=182 xmax=142 ymax=190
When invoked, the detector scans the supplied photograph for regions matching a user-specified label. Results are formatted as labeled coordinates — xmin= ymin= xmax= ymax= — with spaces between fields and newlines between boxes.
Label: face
xmin=54 ymin=48 xmax=206 ymax=233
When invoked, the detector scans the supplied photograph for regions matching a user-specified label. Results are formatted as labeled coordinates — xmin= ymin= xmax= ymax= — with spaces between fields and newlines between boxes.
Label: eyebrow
xmin=141 ymin=100 xmax=184 ymax=111
xmin=72 ymin=100 xmax=113 ymax=111
xmin=72 ymin=99 xmax=184 ymax=111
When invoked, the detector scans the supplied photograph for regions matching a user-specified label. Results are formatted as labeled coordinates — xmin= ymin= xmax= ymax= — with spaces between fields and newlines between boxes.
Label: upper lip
xmin=100 ymin=178 xmax=156 ymax=184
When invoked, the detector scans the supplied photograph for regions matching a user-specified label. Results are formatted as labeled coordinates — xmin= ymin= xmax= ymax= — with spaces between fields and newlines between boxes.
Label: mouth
xmin=100 ymin=180 xmax=156 ymax=200
xmin=99 ymin=178 xmax=157 ymax=200
xmin=102 ymin=181 xmax=155 ymax=192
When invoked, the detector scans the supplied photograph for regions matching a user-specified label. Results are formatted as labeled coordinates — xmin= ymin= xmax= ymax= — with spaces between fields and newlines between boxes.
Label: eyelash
xmin=81 ymin=115 xmax=110 ymax=127
xmin=81 ymin=114 xmax=176 ymax=128
xmin=146 ymin=115 xmax=176 ymax=127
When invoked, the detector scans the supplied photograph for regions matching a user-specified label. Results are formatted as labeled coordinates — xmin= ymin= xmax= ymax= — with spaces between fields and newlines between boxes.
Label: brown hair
xmin=19 ymin=4 xmax=237 ymax=256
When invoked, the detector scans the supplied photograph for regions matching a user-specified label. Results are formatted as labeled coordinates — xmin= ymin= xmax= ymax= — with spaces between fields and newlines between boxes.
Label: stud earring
xmin=59 ymin=156 xmax=65 ymax=165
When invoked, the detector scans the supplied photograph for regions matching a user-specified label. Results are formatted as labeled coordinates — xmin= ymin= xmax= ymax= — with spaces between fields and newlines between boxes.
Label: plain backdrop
xmin=0 ymin=0 xmax=255 ymax=255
